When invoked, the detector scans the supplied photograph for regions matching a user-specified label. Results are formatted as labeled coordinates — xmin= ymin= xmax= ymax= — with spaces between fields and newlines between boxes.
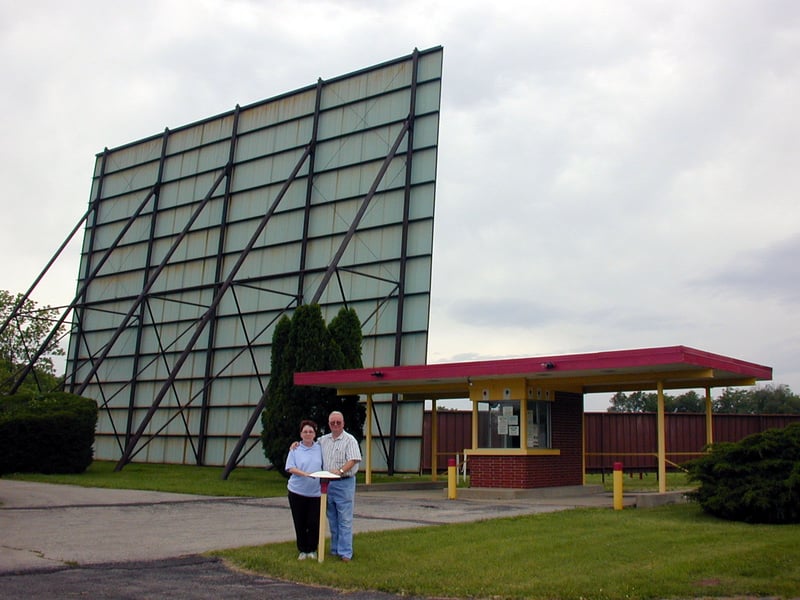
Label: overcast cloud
xmin=2 ymin=0 xmax=798 ymax=410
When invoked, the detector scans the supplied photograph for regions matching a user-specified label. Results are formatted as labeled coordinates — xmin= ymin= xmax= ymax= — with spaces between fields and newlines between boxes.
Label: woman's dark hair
xmin=299 ymin=419 xmax=318 ymax=434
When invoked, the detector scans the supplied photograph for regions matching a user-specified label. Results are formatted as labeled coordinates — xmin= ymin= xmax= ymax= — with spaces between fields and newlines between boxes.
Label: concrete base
xmin=357 ymin=481 xmax=447 ymax=492
xmin=357 ymin=481 xmax=692 ymax=509
xmin=634 ymin=490 xmax=691 ymax=508
xmin=454 ymin=484 xmax=605 ymax=500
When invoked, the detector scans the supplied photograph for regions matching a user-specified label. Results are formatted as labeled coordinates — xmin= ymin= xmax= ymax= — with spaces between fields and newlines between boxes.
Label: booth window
xmin=477 ymin=400 xmax=552 ymax=450
xmin=477 ymin=401 xmax=520 ymax=449
xmin=526 ymin=400 xmax=551 ymax=448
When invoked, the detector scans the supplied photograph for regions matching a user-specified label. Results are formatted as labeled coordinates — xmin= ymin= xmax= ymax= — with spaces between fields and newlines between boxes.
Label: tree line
xmin=608 ymin=385 xmax=800 ymax=414
xmin=1 ymin=290 xmax=65 ymax=395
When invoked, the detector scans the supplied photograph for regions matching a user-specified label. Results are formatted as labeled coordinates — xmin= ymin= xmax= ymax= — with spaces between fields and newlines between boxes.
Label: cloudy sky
xmin=2 ymin=0 xmax=798 ymax=410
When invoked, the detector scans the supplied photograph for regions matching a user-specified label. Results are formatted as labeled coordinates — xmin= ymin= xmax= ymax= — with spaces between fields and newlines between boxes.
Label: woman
xmin=284 ymin=419 xmax=322 ymax=560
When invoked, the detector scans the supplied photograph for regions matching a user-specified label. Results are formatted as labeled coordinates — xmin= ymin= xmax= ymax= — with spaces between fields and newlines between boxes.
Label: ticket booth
xmin=295 ymin=346 xmax=772 ymax=492
xmin=466 ymin=379 xmax=583 ymax=488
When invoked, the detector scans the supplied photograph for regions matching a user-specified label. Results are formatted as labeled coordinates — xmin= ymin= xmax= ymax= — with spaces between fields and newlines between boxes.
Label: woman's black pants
xmin=288 ymin=491 xmax=321 ymax=553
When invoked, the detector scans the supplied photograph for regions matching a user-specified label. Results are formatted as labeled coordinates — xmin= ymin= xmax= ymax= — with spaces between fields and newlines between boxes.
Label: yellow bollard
xmin=447 ymin=457 xmax=457 ymax=500
xmin=613 ymin=461 xmax=623 ymax=510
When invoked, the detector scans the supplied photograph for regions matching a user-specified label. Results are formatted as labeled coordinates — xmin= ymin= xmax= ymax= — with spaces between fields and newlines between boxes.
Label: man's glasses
xmin=329 ymin=420 xmax=343 ymax=425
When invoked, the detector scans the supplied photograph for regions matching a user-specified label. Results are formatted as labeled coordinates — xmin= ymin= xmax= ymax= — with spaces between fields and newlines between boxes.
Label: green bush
xmin=0 ymin=392 xmax=98 ymax=475
xmin=686 ymin=422 xmax=800 ymax=524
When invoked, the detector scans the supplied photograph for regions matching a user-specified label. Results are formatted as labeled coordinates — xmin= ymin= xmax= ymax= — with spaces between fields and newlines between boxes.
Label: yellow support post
xmin=657 ymin=381 xmax=667 ymax=493
xmin=365 ymin=394 xmax=373 ymax=486
xmin=705 ymin=387 xmax=713 ymax=446
xmin=447 ymin=457 xmax=457 ymax=500
xmin=431 ymin=399 xmax=438 ymax=482
xmin=471 ymin=399 xmax=478 ymax=450
xmin=613 ymin=461 xmax=624 ymax=510
xmin=581 ymin=410 xmax=586 ymax=485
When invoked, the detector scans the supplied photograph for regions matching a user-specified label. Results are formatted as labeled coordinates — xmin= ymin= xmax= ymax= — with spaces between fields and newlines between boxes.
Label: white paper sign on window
xmin=497 ymin=416 xmax=509 ymax=435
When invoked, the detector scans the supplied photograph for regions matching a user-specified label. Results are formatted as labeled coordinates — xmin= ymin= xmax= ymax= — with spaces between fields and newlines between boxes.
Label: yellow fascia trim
xmin=469 ymin=378 xmax=526 ymax=402
xmin=577 ymin=369 xmax=717 ymax=393
xmin=464 ymin=448 xmax=561 ymax=456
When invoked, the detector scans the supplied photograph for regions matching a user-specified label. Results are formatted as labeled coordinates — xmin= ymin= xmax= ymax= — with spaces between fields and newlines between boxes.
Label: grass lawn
xmin=214 ymin=503 xmax=800 ymax=599
xmin=4 ymin=460 xmax=289 ymax=497
xmin=585 ymin=470 xmax=694 ymax=492
xmin=2 ymin=460 xmax=436 ymax=497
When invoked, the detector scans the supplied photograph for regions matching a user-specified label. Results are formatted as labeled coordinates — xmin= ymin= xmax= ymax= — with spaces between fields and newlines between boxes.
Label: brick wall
xmin=469 ymin=392 xmax=584 ymax=488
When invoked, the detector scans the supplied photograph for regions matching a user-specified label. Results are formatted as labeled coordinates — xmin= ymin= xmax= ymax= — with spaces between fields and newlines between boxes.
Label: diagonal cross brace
xmin=309 ymin=117 xmax=412 ymax=305
xmin=9 ymin=186 xmax=158 ymax=394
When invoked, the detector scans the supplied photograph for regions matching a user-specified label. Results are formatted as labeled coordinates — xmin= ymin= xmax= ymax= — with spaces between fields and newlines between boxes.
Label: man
xmin=318 ymin=410 xmax=362 ymax=561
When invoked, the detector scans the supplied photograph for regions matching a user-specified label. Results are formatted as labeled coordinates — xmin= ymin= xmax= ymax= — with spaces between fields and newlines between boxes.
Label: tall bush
xmin=261 ymin=305 xmax=365 ymax=476
xmin=325 ymin=306 xmax=365 ymax=440
xmin=686 ymin=422 xmax=800 ymax=523
xmin=0 ymin=392 xmax=97 ymax=475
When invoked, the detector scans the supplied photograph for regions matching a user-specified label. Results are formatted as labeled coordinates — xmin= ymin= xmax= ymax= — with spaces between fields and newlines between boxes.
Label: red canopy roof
xmin=294 ymin=345 xmax=772 ymax=398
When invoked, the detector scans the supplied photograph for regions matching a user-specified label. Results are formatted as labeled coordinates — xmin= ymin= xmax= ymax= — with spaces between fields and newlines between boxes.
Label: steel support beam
xmin=387 ymin=48 xmax=421 ymax=475
xmin=297 ymin=79 xmax=324 ymax=301
xmin=125 ymin=129 xmax=170 ymax=451
xmin=198 ymin=105 xmax=242 ymax=465
xmin=0 ymin=197 xmax=101 ymax=341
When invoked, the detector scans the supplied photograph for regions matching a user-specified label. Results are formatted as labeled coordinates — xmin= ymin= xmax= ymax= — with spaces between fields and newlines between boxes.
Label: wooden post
xmin=317 ymin=480 xmax=329 ymax=562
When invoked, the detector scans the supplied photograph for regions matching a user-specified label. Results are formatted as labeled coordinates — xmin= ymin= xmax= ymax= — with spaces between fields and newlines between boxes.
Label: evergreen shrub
xmin=0 ymin=392 xmax=98 ymax=475
xmin=261 ymin=305 xmax=365 ymax=475
xmin=686 ymin=422 xmax=800 ymax=523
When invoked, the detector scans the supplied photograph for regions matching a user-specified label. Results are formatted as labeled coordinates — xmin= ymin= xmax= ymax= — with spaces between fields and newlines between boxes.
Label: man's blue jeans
xmin=326 ymin=476 xmax=355 ymax=559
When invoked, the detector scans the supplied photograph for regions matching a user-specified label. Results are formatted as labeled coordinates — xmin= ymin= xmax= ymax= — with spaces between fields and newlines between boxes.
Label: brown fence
xmin=422 ymin=410 xmax=800 ymax=474
xmin=422 ymin=410 xmax=473 ymax=472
